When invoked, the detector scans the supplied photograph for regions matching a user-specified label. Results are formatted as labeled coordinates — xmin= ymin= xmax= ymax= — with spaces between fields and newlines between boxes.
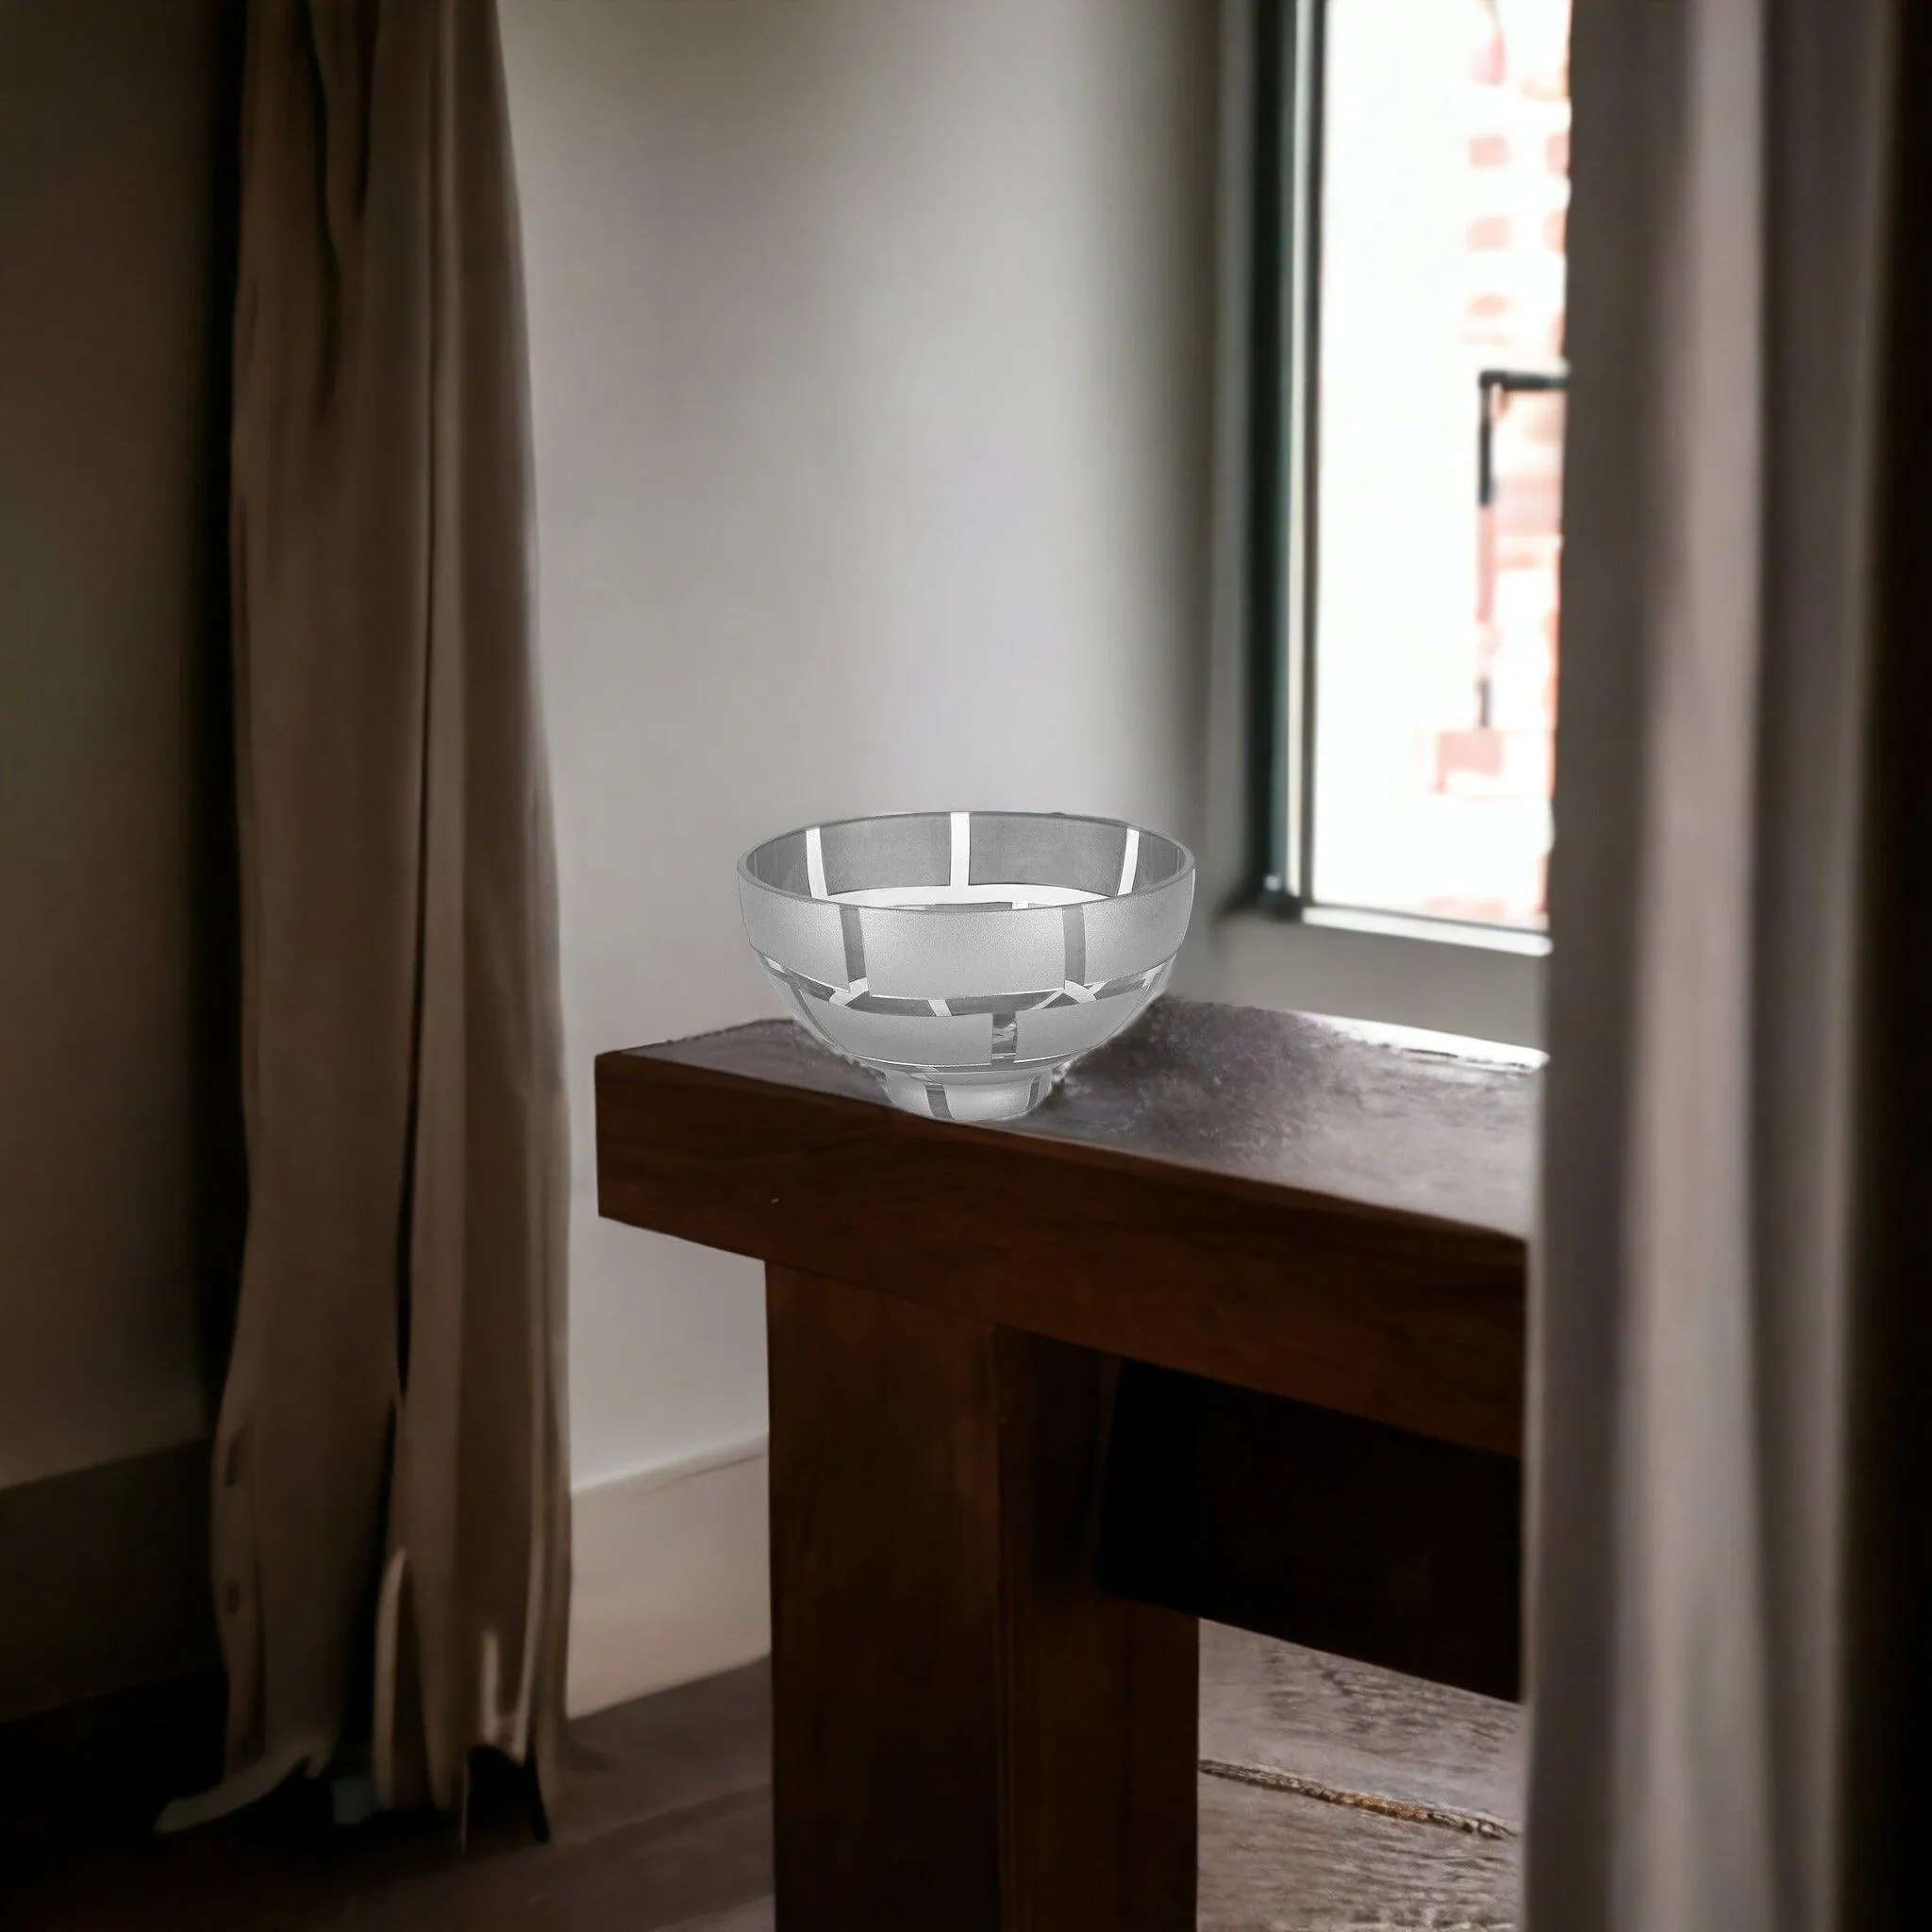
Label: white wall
xmin=499 ymin=0 xmax=1219 ymax=1701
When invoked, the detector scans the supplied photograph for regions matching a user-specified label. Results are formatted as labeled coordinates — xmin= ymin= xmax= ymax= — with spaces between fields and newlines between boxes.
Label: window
xmin=1250 ymin=0 xmax=1571 ymax=933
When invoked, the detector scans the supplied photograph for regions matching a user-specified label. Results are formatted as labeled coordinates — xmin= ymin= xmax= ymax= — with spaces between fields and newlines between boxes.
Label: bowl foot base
xmin=878 ymin=1070 xmax=1048 ymax=1123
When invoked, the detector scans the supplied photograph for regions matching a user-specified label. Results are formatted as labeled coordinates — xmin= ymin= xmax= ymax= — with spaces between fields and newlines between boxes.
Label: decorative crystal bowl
xmin=739 ymin=810 xmax=1194 ymax=1122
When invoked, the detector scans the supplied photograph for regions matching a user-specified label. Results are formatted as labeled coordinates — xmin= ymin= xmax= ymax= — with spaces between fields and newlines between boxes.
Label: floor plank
xmin=554 ymin=1660 xmax=772 ymax=1845
xmin=3 ymin=1627 xmax=1525 ymax=1930
xmin=1199 ymin=1771 xmax=1518 ymax=1931
xmin=662 ymin=1905 xmax=777 ymax=1932
xmin=350 ymin=1790 xmax=772 ymax=1932
xmin=1200 ymin=1624 xmax=1524 ymax=1829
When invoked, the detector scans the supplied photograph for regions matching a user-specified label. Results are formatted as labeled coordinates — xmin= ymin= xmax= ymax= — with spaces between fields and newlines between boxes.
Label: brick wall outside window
xmin=1309 ymin=0 xmax=1571 ymax=930
xmin=1429 ymin=0 xmax=1571 ymax=924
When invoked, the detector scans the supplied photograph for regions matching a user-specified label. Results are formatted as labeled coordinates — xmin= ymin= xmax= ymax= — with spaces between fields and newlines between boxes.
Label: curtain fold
xmin=1529 ymin=0 xmax=1930 ymax=1924
xmin=161 ymin=0 xmax=570 ymax=1827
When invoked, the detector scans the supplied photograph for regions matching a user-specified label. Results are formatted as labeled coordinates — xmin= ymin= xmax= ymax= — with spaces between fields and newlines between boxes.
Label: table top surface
xmin=600 ymin=997 xmax=1537 ymax=1452
xmin=612 ymin=996 xmax=1541 ymax=1245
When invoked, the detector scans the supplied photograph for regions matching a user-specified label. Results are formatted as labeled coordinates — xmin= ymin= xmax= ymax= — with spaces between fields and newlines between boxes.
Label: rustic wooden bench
xmin=595 ymin=995 xmax=1534 ymax=1930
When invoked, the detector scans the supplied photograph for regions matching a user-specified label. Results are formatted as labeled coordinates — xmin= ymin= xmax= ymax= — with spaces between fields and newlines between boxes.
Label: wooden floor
xmin=1 ymin=1626 xmax=1523 ymax=1930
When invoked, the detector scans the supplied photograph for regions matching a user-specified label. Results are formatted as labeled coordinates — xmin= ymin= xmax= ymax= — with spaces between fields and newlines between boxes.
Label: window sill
xmin=1202 ymin=906 xmax=1548 ymax=1052
xmin=1299 ymin=902 xmax=1551 ymax=958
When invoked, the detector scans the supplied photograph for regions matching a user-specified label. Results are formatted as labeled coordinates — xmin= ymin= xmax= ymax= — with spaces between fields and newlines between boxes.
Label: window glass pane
xmin=1308 ymin=0 xmax=1569 ymax=927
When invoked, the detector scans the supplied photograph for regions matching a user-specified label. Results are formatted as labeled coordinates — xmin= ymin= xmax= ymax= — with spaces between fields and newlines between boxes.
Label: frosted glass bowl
xmin=739 ymin=810 xmax=1194 ymax=1122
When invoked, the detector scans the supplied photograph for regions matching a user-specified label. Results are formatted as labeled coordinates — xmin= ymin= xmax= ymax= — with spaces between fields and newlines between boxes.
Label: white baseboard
xmin=567 ymin=1436 xmax=772 ymax=1718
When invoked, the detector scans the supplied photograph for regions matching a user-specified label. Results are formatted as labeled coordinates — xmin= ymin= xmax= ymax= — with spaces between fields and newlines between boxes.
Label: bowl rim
xmin=736 ymin=808 xmax=1196 ymax=908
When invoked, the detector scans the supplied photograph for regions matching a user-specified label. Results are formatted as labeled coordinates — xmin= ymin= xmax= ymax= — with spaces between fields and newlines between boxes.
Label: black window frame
xmin=1241 ymin=0 xmax=1323 ymax=917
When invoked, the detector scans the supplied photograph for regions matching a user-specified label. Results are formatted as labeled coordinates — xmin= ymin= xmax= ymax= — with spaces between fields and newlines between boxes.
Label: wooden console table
xmin=595 ymin=997 xmax=1535 ymax=1930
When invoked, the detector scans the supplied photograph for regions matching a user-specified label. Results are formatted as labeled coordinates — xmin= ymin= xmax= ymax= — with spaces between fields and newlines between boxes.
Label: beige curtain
xmin=1529 ymin=0 xmax=1930 ymax=1925
xmin=161 ymin=0 xmax=570 ymax=1827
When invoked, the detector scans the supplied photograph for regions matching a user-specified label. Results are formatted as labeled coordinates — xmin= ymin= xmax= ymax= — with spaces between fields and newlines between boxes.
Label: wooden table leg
xmin=766 ymin=1265 xmax=1198 ymax=1931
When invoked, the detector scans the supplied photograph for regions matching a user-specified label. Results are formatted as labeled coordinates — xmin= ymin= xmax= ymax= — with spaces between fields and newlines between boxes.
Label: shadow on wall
xmin=0 ymin=0 xmax=246 ymax=1715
